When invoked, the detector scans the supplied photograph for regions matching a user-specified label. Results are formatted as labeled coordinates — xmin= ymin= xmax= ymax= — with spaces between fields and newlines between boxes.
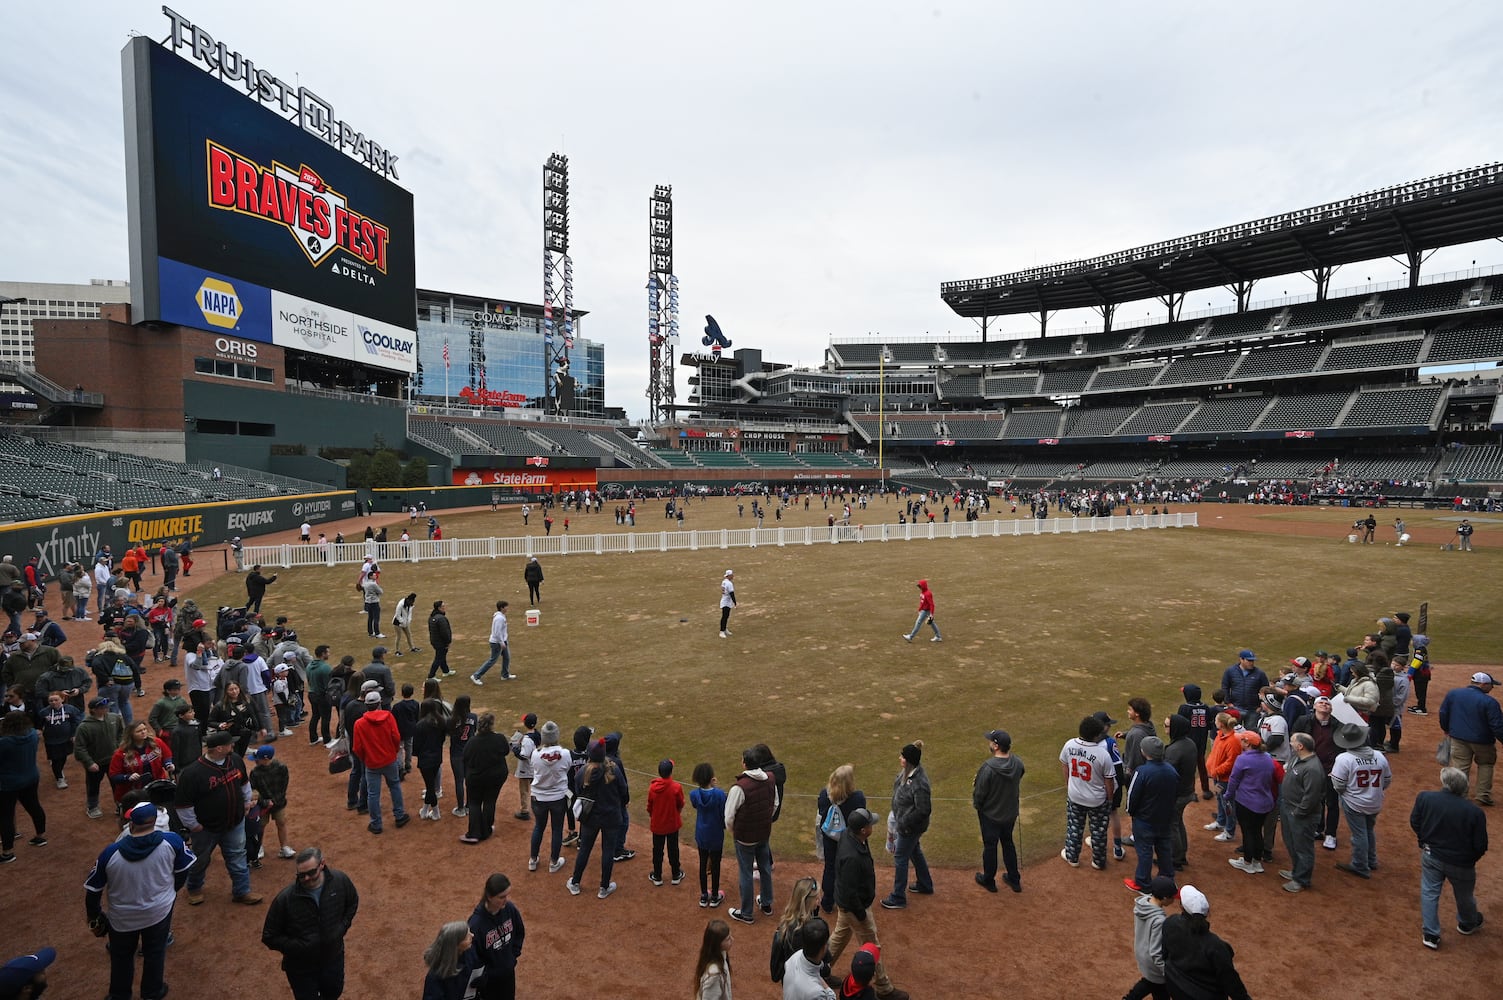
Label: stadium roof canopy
xmin=941 ymin=162 xmax=1503 ymax=318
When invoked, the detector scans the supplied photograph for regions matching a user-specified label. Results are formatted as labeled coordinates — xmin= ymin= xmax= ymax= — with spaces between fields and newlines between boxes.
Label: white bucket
xmin=526 ymin=609 xmax=540 ymax=626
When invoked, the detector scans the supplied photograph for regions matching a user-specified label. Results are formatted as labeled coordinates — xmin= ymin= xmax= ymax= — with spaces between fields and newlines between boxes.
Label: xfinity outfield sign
xmin=161 ymin=7 xmax=400 ymax=181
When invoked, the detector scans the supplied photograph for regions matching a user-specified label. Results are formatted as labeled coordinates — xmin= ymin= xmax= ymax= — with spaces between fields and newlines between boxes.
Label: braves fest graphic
xmin=206 ymin=140 xmax=390 ymax=274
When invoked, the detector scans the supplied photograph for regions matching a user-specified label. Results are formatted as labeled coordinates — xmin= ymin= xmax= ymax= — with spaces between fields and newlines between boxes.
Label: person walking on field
xmin=471 ymin=602 xmax=512 ymax=686
xmin=85 ymin=802 xmax=196 ymax=1000
xmin=427 ymin=601 xmax=455 ymax=680
xmin=261 ymin=846 xmax=360 ymax=1000
xmin=900 ymin=579 xmax=941 ymax=643
xmin=523 ymin=557 xmax=544 ymax=607
xmin=827 ymin=808 xmax=909 ymax=1000
xmin=718 ymin=570 xmax=736 ymax=639
xmin=1410 ymin=766 xmax=1488 ymax=950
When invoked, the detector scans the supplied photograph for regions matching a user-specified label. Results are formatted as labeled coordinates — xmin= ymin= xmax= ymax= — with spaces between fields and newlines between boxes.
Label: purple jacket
xmin=1225 ymin=748 xmax=1277 ymax=814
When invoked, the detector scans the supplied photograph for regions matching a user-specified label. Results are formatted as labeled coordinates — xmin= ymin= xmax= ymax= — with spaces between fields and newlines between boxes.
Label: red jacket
xmin=646 ymin=776 xmax=685 ymax=835
xmin=352 ymin=708 xmax=401 ymax=769
xmin=915 ymin=580 xmax=935 ymax=615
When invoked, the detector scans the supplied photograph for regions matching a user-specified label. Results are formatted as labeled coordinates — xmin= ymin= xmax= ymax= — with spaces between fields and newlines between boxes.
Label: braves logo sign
xmin=206 ymin=140 xmax=390 ymax=273
xmin=526 ymin=456 xmax=550 ymax=468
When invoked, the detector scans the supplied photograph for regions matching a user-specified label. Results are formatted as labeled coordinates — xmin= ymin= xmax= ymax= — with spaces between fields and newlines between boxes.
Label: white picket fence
xmin=241 ymin=512 xmax=1198 ymax=569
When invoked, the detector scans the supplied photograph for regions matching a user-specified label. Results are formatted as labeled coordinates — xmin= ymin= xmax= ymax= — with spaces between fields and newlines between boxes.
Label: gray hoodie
xmin=972 ymin=753 xmax=1025 ymax=823
xmin=1133 ymin=894 xmax=1168 ymax=983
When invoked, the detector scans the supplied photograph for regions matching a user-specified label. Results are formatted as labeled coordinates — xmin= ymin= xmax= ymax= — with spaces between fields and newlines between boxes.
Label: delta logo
xmin=196 ymin=278 xmax=242 ymax=330
xmin=206 ymin=140 xmax=390 ymax=273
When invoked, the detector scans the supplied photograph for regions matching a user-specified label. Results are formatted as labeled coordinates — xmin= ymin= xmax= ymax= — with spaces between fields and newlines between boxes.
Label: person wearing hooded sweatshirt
xmin=972 ymin=729 xmax=1024 ymax=893
xmin=525 ymin=721 xmax=572 ymax=872
xmin=351 ymin=691 xmax=409 ymax=834
xmin=86 ymin=802 xmax=196 ymax=1000
xmin=1125 ymin=737 xmax=1178 ymax=893
xmin=567 ymin=738 xmax=623 ymax=898
xmin=725 ymin=746 xmax=778 ymax=924
xmin=899 ymin=580 xmax=940 ymax=643
xmin=1160 ymin=885 xmax=1251 ymax=1000
xmin=1123 ymin=876 xmax=1177 ymax=1000
xmin=1162 ymin=714 xmax=1198 ymax=870
xmin=1176 ymin=684 xmax=1215 ymax=800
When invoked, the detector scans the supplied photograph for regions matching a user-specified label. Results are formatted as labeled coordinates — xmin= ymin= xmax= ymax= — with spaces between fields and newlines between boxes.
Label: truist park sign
xmin=161 ymin=6 xmax=400 ymax=181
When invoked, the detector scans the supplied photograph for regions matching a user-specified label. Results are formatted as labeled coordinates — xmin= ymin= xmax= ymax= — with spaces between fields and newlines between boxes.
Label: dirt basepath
xmin=13 ymin=502 xmax=1500 ymax=999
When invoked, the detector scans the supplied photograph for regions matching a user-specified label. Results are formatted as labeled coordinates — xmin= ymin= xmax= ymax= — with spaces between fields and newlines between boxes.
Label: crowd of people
xmin=0 ymin=528 xmax=1498 ymax=999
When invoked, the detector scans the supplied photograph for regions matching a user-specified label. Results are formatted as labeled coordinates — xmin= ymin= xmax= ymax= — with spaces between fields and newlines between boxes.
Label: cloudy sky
xmin=2 ymin=1 xmax=1500 ymax=419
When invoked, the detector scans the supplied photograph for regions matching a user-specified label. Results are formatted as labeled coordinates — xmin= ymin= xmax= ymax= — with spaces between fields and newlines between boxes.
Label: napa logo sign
xmin=197 ymin=278 xmax=243 ymax=330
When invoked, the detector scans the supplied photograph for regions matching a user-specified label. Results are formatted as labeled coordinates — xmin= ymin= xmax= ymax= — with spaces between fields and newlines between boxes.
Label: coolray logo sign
xmin=197 ymin=277 xmax=243 ymax=329
xmin=32 ymin=525 xmax=102 ymax=579
xmin=227 ymin=509 xmax=276 ymax=531
xmin=207 ymin=141 xmax=390 ymax=272
xmin=291 ymin=500 xmax=332 ymax=518
xmin=358 ymin=325 xmax=415 ymax=370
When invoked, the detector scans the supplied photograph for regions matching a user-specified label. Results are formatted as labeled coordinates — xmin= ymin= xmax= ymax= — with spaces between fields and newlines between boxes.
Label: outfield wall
xmin=241 ymin=511 xmax=1198 ymax=569
xmin=0 ymin=492 xmax=356 ymax=579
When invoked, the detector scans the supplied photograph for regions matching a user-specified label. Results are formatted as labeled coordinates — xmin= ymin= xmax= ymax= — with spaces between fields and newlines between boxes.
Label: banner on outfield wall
xmin=452 ymin=469 xmax=599 ymax=489
xmin=0 ymin=492 xmax=354 ymax=580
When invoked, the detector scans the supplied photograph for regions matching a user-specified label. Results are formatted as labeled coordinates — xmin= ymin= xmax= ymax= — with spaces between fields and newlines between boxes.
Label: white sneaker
xmin=598 ymin=881 xmax=617 ymax=899
xmin=55 ymin=777 xmax=68 ymax=789
xmin=901 ymin=633 xmax=912 ymax=642
xmin=528 ymin=857 xmax=539 ymax=872
xmin=930 ymin=636 xmax=942 ymax=642
xmin=1322 ymin=835 xmax=1337 ymax=850
xmin=279 ymin=729 xmax=294 ymax=737
xmin=279 ymin=846 xmax=296 ymax=859
xmin=567 ymin=879 xmax=581 ymax=896
xmin=470 ymin=675 xmax=483 ymax=686
xmin=1213 ymin=831 xmax=1234 ymax=842
xmin=374 ymin=633 xmax=386 ymax=638
xmin=453 ymin=807 xmax=468 ymax=817
xmin=1228 ymin=858 xmax=1264 ymax=874
xmin=719 ymin=631 xmax=729 ymax=638
xmin=1203 ymin=821 xmax=1222 ymax=831
xmin=549 ymin=858 xmax=567 ymax=873
xmin=502 ymin=673 xmax=518 ymax=680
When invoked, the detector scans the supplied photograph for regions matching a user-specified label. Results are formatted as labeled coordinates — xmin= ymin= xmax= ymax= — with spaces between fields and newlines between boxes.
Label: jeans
xmin=734 ymin=840 xmax=773 ymax=913
xmin=110 ymin=683 xmax=136 ymax=725
xmin=346 ymin=757 xmax=367 ymax=809
xmin=1131 ymin=817 xmax=1174 ymax=887
xmin=427 ymin=646 xmax=451 ymax=679
xmin=1280 ymin=809 xmax=1318 ymax=886
xmin=365 ymin=602 xmax=381 ymax=637
xmin=285 ymin=958 xmax=346 ymax=1000
xmin=474 ymin=642 xmax=509 ymax=680
xmin=1420 ymin=849 xmax=1480 ymax=938
xmin=827 ymin=906 xmax=894 ymax=995
xmin=570 ymin=821 xmax=618 ymax=890
xmin=1213 ymin=782 xmax=1237 ymax=835
xmin=891 ymin=830 xmax=932 ymax=900
xmin=365 ymin=761 xmax=407 ymax=830
xmin=978 ymin=815 xmax=1018 ymax=887
xmin=188 ymin=821 xmax=251 ymax=897
xmin=1340 ymin=801 xmax=1378 ymax=874
xmin=530 ymin=796 xmax=567 ymax=861
xmin=905 ymin=609 xmax=941 ymax=640
xmin=107 ymin=910 xmax=172 ymax=1000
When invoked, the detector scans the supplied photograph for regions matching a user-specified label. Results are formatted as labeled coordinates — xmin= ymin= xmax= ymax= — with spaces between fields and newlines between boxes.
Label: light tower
xmin=647 ymin=185 xmax=678 ymax=423
xmin=542 ymin=153 xmax=575 ymax=413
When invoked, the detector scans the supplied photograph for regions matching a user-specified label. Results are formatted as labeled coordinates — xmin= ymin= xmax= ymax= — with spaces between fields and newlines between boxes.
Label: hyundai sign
xmin=123 ymin=29 xmax=417 ymax=373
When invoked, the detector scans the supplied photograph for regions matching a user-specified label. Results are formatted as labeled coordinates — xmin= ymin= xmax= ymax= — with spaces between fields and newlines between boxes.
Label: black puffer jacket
xmin=427 ymin=610 xmax=452 ymax=649
xmin=262 ymin=867 xmax=360 ymax=971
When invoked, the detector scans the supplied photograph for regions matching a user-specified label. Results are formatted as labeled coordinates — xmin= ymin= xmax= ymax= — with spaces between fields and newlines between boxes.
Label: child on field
xmin=1406 ymin=635 xmax=1432 ymax=715
xmin=247 ymin=744 xmax=294 ymax=863
xmin=170 ymin=703 xmax=201 ymax=766
xmin=39 ymin=692 xmax=83 ymax=788
xmin=393 ymin=683 xmax=419 ymax=777
xmin=689 ymin=762 xmax=727 ymax=908
xmin=647 ymin=758 xmax=686 ymax=886
xmin=271 ymin=665 xmax=295 ymax=737
xmin=1123 ymin=876 xmax=1177 ymax=1000
xmin=1205 ymin=713 xmax=1244 ymax=841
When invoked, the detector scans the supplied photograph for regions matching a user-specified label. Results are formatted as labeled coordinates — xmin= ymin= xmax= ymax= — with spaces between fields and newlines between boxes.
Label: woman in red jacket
xmin=107 ymin=720 xmax=173 ymax=808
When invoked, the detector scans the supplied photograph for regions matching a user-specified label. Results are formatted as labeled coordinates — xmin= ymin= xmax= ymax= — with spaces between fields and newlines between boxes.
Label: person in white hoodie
xmin=470 ymin=601 xmax=513 ymax=685
xmin=1123 ymin=875 xmax=1177 ymax=1000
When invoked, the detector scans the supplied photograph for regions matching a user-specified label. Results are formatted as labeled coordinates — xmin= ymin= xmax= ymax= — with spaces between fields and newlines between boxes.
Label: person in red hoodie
xmin=647 ymin=758 xmax=686 ymax=887
xmin=900 ymin=580 xmax=942 ymax=643
xmin=351 ymin=691 xmax=410 ymax=834
xmin=842 ymin=943 xmax=880 ymax=1000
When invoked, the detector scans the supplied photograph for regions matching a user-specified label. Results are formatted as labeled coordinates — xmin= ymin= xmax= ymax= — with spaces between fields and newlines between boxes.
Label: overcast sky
xmin=2 ymin=1 xmax=1500 ymax=419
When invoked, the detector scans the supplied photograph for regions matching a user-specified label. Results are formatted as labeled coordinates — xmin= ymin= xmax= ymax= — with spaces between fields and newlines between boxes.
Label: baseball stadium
xmin=0 ymin=9 xmax=1499 ymax=1000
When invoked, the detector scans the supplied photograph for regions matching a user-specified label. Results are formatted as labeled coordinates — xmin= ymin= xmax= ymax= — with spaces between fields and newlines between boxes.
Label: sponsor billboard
xmin=0 ymin=492 xmax=353 ymax=581
xmin=123 ymin=36 xmax=416 ymax=370
xmin=451 ymin=469 xmax=599 ymax=489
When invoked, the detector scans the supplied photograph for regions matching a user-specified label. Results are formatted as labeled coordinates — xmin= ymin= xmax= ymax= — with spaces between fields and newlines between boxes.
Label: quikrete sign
xmin=126 ymin=513 xmax=204 ymax=545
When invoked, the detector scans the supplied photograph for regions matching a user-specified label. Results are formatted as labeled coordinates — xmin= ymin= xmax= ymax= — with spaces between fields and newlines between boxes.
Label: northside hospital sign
xmin=160 ymin=6 xmax=400 ymax=182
